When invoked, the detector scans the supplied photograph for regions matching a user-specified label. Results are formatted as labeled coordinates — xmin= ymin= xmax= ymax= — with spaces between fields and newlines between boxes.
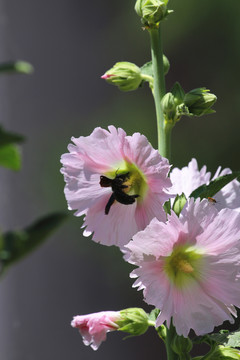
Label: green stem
xmin=149 ymin=25 xmax=171 ymax=160
xmin=141 ymin=74 xmax=154 ymax=84
xmin=199 ymin=343 xmax=217 ymax=360
xmin=165 ymin=322 xmax=178 ymax=360
xmin=164 ymin=123 xmax=172 ymax=161
xmin=149 ymin=25 xmax=170 ymax=157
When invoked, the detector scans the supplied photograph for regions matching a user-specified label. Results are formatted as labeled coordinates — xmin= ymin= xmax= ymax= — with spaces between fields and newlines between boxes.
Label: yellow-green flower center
xmin=164 ymin=244 xmax=204 ymax=288
xmin=105 ymin=161 xmax=148 ymax=201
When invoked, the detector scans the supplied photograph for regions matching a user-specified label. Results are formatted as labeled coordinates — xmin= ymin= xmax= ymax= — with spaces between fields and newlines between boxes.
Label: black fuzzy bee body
xmin=100 ymin=172 xmax=139 ymax=214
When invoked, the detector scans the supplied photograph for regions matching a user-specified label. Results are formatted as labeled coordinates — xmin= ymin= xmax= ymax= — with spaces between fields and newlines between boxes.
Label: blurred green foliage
xmin=0 ymin=212 xmax=68 ymax=275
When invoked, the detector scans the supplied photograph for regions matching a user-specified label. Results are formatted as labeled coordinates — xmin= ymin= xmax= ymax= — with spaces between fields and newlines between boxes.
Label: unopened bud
xmin=135 ymin=0 xmax=171 ymax=27
xmin=161 ymin=92 xmax=176 ymax=121
xmin=163 ymin=54 xmax=170 ymax=75
xmin=172 ymin=334 xmax=193 ymax=357
xmin=101 ymin=62 xmax=142 ymax=92
xmin=184 ymin=88 xmax=217 ymax=116
xmin=117 ymin=308 xmax=149 ymax=336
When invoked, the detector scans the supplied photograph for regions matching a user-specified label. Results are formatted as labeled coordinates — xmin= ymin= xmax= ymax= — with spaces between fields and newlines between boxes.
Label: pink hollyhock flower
xmin=71 ymin=311 xmax=121 ymax=350
xmin=170 ymin=158 xmax=240 ymax=211
xmin=125 ymin=198 xmax=240 ymax=337
xmin=61 ymin=126 xmax=172 ymax=248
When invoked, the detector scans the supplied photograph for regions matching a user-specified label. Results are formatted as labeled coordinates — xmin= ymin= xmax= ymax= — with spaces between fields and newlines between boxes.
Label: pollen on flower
xmin=128 ymin=164 xmax=148 ymax=200
xmin=177 ymin=258 xmax=194 ymax=274
xmin=164 ymin=245 xmax=203 ymax=288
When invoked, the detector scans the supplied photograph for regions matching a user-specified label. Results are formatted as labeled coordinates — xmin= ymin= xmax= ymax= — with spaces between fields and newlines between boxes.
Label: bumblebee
xmin=100 ymin=172 xmax=139 ymax=215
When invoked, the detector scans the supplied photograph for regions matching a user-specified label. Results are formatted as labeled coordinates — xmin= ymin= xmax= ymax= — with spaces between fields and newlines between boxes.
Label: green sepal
xmin=0 ymin=212 xmax=69 ymax=275
xmin=117 ymin=308 xmax=149 ymax=337
xmin=0 ymin=144 xmax=21 ymax=170
xmin=171 ymin=82 xmax=185 ymax=105
xmin=0 ymin=61 xmax=34 ymax=74
xmin=148 ymin=308 xmax=160 ymax=322
xmin=190 ymin=172 xmax=240 ymax=200
xmin=172 ymin=193 xmax=187 ymax=216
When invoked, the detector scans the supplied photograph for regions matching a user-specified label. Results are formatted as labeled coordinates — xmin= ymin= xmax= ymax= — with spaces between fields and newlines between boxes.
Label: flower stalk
xmin=165 ymin=321 xmax=179 ymax=360
xmin=148 ymin=25 xmax=172 ymax=161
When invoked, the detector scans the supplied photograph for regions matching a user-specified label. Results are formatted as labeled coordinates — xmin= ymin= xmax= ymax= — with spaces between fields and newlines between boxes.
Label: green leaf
xmin=140 ymin=55 xmax=170 ymax=78
xmin=0 ymin=144 xmax=21 ymax=170
xmin=0 ymin=126 xmax=25 ymax=147
xmin=224 ymin=330 xmax=240 ymax=348
xmin=0 ymin=212 xmax=69 ymax=274
xmin=0 ymin=61 xmax=34 ymax=74
xmin=140 ymin=61 xmax=153 ymax=77
xmin=190 ymin=172 xmax=240 ymax=200
xmin=172 ymin=193 xmax=187 ymax=216
xmin=208 ymin=328 xmax=240 ymax=348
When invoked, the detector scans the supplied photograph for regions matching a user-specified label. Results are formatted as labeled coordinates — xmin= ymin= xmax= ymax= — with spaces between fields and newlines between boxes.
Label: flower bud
xmin=71 ymin=311 xmax=122 ymax=350
xmin=161 ymin=92 xmax=176 ymax=121
xmin=101 ymin=62 xmax=142 ymax=92
xmin=117 ymin=308 xmax=149 ymax=336
xmin=184 ymin=88 xmax=217 ymax=116
xmin=171 ymin=334 xmax=193 ymax=357
xmin=135 ymin=0 xmax=170 ymax=26
xmin=163 ymin=54 xmax=170 ymax=75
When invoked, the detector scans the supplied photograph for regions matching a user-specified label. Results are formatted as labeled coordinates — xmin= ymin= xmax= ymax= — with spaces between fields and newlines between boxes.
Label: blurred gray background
xmin=0 ymin=0 xmax=239 ymax=359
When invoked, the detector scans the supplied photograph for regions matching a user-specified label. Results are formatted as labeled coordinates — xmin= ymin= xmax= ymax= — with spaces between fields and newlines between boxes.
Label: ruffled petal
xmin=170 ymin=158 xmax=211 ymax=197
xmin=83 ymin=198 xmax=139 ymax=247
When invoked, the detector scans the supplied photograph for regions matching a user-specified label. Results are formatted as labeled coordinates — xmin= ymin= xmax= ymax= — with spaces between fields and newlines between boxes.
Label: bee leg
xmin=105 ymin=193 xmax=116 ymax=215
xmin=120 ymin=184 xmax=128 ymax=189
